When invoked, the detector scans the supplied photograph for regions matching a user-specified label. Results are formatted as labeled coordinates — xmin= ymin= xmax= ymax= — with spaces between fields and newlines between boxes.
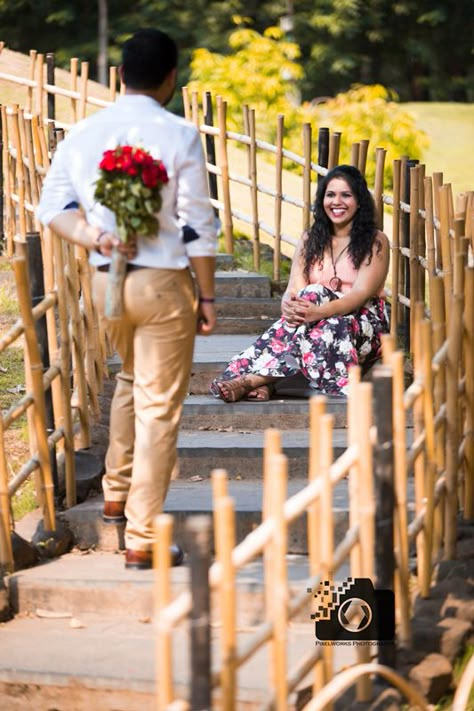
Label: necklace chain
xmin=329 ymin=243 xmax=349 ymax=291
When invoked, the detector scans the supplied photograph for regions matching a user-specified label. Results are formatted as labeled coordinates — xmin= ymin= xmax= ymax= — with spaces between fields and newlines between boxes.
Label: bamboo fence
xmin=1 ymin=53 xmax=473 ymax=707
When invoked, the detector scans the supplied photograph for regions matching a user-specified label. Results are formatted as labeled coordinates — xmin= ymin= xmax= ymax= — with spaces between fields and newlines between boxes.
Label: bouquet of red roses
xmin=94 ymin=145 xmax=169 ymax=318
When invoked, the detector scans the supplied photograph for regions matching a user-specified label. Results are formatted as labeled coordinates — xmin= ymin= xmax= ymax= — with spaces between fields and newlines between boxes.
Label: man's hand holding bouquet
xmin=94 ymin=144 xmax=169 ymax=318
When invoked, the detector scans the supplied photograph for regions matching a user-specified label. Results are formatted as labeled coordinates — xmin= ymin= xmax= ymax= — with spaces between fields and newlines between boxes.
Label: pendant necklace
xmin=329 ymin=242 xmax=349 ymax=291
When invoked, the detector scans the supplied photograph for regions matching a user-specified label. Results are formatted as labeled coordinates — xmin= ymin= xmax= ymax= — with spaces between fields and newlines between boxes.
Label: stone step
xmin=214 ymin=270 xmax=272 ymax=298
xmin=175 ymin=428 xmax=347 ymax=479
xmin=214 ymin=297 xmax=281 ymax=319
xmin=61 ymin=477 xmax=415 ymax=557
xmin=213 ymin=316 xmax=276 ymax=334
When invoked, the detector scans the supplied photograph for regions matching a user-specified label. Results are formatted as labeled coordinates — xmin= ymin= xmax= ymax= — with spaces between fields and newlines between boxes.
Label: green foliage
xmin=189 ymin=27 xmax=428 ymax=187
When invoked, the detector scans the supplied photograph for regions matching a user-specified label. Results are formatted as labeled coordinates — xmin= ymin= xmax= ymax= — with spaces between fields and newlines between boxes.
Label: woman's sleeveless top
xmin=309 ymin=249 xmax=385 ymax=297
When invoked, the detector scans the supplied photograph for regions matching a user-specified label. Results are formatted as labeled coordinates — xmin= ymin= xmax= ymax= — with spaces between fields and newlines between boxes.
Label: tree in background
xmin=189 ymin=26 xmax=428 ymax=186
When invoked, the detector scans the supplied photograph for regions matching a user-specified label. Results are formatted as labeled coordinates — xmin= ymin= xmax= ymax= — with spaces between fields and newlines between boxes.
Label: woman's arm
xmin=292 ymin=231 xmax=390 ymax=323
xmin=281 ymin=233 xmax=309 ymax=320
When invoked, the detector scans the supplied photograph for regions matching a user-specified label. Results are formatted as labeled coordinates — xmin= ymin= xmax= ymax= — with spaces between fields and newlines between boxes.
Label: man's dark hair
xmin=121 ymin=28 xmax=178 ymax=90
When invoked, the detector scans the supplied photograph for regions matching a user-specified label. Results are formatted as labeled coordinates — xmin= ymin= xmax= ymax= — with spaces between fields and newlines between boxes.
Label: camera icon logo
xmin=310 ymin=577 xmax=394 ymax=643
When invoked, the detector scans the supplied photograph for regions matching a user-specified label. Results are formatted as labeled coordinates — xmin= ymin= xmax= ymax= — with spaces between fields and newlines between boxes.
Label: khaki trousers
xmin=92 ymin=267 xmax=196 ymax=551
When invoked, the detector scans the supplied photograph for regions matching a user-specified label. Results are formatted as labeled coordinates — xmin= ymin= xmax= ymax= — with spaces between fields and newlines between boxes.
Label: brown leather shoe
xmin=103 ymin=501 xmax=126 ymax=524
xmin=125 ymin=544 xmax=184 ymax=570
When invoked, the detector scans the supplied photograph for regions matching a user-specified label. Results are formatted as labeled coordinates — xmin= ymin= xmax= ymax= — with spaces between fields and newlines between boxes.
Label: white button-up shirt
xmin=37 ymin=94 xmax=217 ymax=269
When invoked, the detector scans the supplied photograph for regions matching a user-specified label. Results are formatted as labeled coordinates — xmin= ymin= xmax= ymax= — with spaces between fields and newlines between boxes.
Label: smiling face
xmin=323 ymin=177 xmax=359 ymax=232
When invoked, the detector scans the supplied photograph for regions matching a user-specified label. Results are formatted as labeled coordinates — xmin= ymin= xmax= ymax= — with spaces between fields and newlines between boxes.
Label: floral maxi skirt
xmin=215 ymin=284 xmax=389 ymax=396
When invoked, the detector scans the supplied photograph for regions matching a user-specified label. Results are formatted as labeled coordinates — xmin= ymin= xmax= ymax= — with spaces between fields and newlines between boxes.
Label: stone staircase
xmin=0 ymin=263 xmax=411 ymax=710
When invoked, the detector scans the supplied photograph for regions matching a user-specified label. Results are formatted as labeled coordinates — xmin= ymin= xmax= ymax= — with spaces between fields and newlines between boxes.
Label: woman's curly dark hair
xmin=303 ymin=164 xmax=379 ymax=279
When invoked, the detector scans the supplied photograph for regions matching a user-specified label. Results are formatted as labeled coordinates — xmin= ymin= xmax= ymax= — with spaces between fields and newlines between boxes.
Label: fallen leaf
xmin=188 ymin=475 xmax=203 ymax=482
xmin=36 ymin=608 xmax=72 ymax=619
xmin=138 ymin=616 xmax=152 ymax=624
xmin=70 ymin=617 xmax=86 ymax=629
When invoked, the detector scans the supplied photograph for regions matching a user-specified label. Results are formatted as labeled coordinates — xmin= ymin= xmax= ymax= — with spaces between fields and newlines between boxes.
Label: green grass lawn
xmin=402 ymin=102 xmax=474 ymax=196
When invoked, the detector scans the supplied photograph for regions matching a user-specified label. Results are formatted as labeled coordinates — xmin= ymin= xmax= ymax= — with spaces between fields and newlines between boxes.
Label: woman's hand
xmin=290 ymin=297 xmax=323 ymax=325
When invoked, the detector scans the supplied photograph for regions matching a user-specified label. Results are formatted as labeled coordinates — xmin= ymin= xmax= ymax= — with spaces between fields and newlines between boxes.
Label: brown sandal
xmin=244 ymin=384 xmax=274 ymax=401
xmin=209 ymin=376 xmax=256 ymax=403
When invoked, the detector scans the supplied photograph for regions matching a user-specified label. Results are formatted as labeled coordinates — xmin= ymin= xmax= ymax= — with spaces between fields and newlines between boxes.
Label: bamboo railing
xmin=1 ymin=52 xmax=473 ymax=707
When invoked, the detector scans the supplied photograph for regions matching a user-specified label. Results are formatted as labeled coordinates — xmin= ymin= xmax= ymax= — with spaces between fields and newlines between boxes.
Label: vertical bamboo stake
xmin=11 ymin=257 xmax=56 ymax=530
xmin=0 ymin=416 xmax=14 ymax=572
xmin=10 ymin=106 xmax=27 ymax=241
xmin=35 ymin=53 xmax=44 ymax=121
xmin=439 ymin=184 xmax=453 ymax=318
xmin=418 ymin=165 xmax=426 ymax=305
xmin=2 ymin=106 xmax=14 ymax=256
xmin=409 ymin=166 xmax=420 ymax=351
xmin=308 ymin=396 xmax=326 ymax=699
xmin=390 ymin=351 xmax=411 ymax=646
xmin=27 ymin=49 xmax=37 ymax=114
xmin=217 ymin=97 xmax=233 ymax=254
xmin=350 ymin=142 xmax=360 ymax=168
xmin=354 ymin=382 xmax=373 ymax=702
xmin=214 ymin=496 xmax=236 ymax=711
xmin=381 ymin=333 xmax=395 ymax=365
xmin=432 ymin=172 xmax=443 ymax=272
xmin=76 ymin=248 xmax=100 ymax=419
xmin=268 ymin=453 xmax=288 ymax=711
xmin=69 ymin=58 xmax=78 ymax=123
xmin=424 ymin=177 xmax=436 ymax=279
xmin=373 ymin=147 xmax=386 ymax=231
xmin=390 ymin=170 xmax=402 ymax=338
xmin=358 ymin=140 xmax=369 ymax=177
xmin=445 ymin=278 xmax=463 ymax=558
xmin=274 ymin=114 xmax=284 ymax=282
xmin=190 ymin=91 xmax=199 ymax=128
xmin=36 ymin=117 xmax=50 ymax=170
xmin=463 ymin=267 xmax=474 ymax=520
xmin=182 ymin=86 xmax=191 ymax=121
xmin=327 ymin=132 xmax=340 ymax=170
xmin=302 ymin=123 xmax=312 ymax=234
xmin=78 ymin=61 xmax=89 ymax=119
xmin=420 ymin=320 xmax=436 ymax=596
xmin=348 ymin=366 xmax=362 ymax=576
xmin=249 ymin=109 xmax=260 ymax=271
xmin=319 ymin=414 xmax=334 ymax=711
xmin=65 ymin=243 xmax=90 ymax=448
xmin=154 ymin=514 xmax=173 ymax=709
xmin=109 ymin=65 xmax=117 ymax=102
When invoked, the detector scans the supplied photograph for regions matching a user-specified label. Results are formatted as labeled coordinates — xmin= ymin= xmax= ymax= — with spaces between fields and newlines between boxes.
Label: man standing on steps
xmin=37 ymin=28 xmax=217 ymax=569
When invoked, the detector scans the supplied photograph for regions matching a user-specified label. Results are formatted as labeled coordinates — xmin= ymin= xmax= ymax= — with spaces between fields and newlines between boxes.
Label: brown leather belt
xmin=96 ymin=263 xmax=148 ymax=273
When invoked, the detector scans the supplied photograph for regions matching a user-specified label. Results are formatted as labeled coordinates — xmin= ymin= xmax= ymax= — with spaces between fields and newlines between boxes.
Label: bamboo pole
xmin=380 ymin=333 xmax=395 ymax=365
xmin=348 ymin=367 xmax=362 ymax=576
xmin=11 ymin=257 xmax=56 ymax=530
xmin=308 ymin=396 xmax=326 ymax=700
xmin=439 ymin=184 xmax=453 ymax=318
xmin=190 ymin=91 xmax=199 ymax=128
xmin=417 ymin=164 xmax=426 ymax=306
xmin=432 ymin=172 xmax=443 ymax=272
xmin=154 ymin=514 xmax=174 ymax=709
xmin=373 ymin=147 xmax=386 ymax=231
xmin=181 ymin=86 xmax=191 ymax=121
xmin=35 ymin=53 xmax=44 ymax=120
xmin=302 ymin=123 xmax=312 ymax=234
xmin=358 ymin=140 xmax=369 ymax=177
xmin=69 ymin=58 xmax=78 ymax=123
xmin=9 ymin=106 xmax=27 ymax=241
xmin=390 ymin=351 xmax=411 ymax=646
xmin=109 ymin=65 xmax=117 ymax=102
xmin=424 ymin=177 xmax=436 ymax=277
xmin=76 ymin=248 xmax=100 ymax=420
xmin=214 ymin=496 xmax=237 ymax=710
xmin=78 ymin=61 xmax=89 ymax=119
xmin=318 ymin=414 xmax=334 ymax=711
xmin=65 ymin=243 xmax=90 ymax=448
xmin=327 ymin=132 xmax=340 ymax=170
xmin=273 ymin=114 xmax=284 ymax=282
xmin=248 ymin=108 xmax=260 ymax=271
xmin=2 ymin=105 xmax=14 ymax=255
xmin=350 ymin=142 xmax=359 ymax=168
xmin=267 ymin=453 xmax=289 ymax=711
xmin=420 ymin=320 xmax=437 ymax=596
xmin=409 ymin=166 xmax=420 ymax=351
xmin=354 ymin=381 xmax=373 ymax=702
xmin=26 ymin=49 xmax=37 ymax=114
xmin=390 ymin=160 xmax=401 ymax=340
xmin=0 ymin=416 xmax=14 ymax=572
xmin=463 ymin=267 xmax=474 ymax=520
xmin=217 ymin=97 xmax=233 ymax=254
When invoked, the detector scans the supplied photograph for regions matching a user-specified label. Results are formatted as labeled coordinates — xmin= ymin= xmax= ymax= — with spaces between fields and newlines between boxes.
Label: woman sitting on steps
xmin=210 ymin=164 xmax=390 ymax=402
